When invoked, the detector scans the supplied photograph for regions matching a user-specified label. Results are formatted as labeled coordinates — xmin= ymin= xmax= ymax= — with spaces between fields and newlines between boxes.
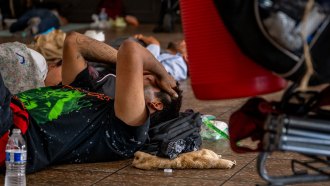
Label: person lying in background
xmin=134 ymin=34 xmax=188 ymax=81
xmin=9 ymin=8 xmax=68 ymax=35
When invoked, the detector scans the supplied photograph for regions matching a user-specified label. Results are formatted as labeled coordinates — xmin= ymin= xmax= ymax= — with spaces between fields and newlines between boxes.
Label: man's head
xmin=143 ymin=75 xmax=183 ymax=127
xmin=149 ymin=84 xmax=183 ymax=127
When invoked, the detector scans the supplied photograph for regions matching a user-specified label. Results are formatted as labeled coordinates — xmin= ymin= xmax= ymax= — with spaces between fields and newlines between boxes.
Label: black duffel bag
xmin=141 ymin=110 xmax=202 ymax=159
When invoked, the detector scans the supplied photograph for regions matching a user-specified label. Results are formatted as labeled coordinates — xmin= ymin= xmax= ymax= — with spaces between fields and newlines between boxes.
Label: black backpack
xmin=141 ymin=111 xmax=202 ymax=159
xmin=214 ymin=0 xmax=330 ymax=85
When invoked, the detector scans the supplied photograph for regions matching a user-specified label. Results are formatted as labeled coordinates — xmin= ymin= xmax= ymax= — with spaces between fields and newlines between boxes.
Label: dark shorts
xmin=70 ymin=66 xmax=116 ymax=98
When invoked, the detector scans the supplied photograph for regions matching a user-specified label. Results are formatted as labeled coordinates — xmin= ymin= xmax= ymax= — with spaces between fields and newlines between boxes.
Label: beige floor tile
xmin=27 ymin=169 xmax=110 ymax=185
xmin=51 ymin=159 xmax=131 ymax=172
xmin=94 ymin=173 xmax=224 ymax=186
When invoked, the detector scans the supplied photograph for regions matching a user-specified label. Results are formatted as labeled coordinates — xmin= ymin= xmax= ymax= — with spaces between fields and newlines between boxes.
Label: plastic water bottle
xmin=99 ymin=8 xmax=108 ymax=21
xmin=5 ymin=129 xmax=27 ymax=186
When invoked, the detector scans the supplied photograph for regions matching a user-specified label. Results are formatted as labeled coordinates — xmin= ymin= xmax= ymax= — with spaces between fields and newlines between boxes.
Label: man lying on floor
xmin=0 ymin=32 xmax=183 ymax=173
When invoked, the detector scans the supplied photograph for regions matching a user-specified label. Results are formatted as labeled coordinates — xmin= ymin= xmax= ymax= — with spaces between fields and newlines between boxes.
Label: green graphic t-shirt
xmin=16 ymin=85 xmax=150 ymax=173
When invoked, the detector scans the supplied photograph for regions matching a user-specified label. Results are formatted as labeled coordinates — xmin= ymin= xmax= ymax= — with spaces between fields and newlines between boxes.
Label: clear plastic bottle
xmin=5 ymin=129 xmax=27 ymax=186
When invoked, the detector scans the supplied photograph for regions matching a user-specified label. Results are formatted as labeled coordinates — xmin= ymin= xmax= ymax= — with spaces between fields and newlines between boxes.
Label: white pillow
xmin=28 ymin=48 xmax=48 ymax=81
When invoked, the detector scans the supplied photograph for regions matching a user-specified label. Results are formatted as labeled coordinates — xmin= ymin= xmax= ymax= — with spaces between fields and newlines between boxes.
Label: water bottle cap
xmin=12 ymin=128 xmax=21 ymax=134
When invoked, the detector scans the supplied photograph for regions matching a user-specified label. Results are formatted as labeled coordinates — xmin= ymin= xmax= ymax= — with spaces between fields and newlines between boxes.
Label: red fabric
xmin=315 ymin=85 xmax=330 ymax=108
xmin=10 ymin=103 xmax=29 ymax=134
xmin=229 ymin=97 xmax=278 ymax=153
xmin=0 ymin=131 xmax=9 ymax=167
xmin=0 ymin=102 xmax=29 ymax=167
xmin=100 ymin=0 xmax=124 ymax=19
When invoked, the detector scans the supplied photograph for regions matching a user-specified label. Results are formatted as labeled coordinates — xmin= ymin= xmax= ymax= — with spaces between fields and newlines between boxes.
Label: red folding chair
xmin=180 ymin=0 xmax=287 ymax=100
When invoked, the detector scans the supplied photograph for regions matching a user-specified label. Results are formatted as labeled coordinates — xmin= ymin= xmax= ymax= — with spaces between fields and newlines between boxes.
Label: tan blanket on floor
xmin=132 ymin=149 xmax=236 ymax=170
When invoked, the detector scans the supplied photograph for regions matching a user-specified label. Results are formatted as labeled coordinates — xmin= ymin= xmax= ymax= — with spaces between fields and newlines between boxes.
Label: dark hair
xmin=150 ymin=82 xmax=183 ymax=127
xmin=167 ymin=41 xmax=177 ymax=51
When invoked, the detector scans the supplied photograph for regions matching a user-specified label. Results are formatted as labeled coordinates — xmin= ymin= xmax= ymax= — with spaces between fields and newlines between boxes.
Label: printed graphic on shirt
xmin=17 ymin=87 xmax=92 ymax=124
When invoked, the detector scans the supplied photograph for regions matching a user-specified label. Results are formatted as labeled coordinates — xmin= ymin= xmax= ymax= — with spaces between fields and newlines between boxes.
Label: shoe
xmin=114 ymin=17 xmax=127 ymax=28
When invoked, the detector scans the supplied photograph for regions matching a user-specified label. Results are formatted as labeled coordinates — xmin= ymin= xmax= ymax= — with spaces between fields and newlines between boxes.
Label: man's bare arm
xmin=62 ymin=32 xmax=118 ymax=85
xmin=115 ymin=40 xmax=177 ymax=126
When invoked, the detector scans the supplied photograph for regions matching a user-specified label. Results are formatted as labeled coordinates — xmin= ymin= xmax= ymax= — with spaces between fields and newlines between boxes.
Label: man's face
xmin=143 ymin=74 xmax=161 ymax=102
xmin=44 ymin=64 xmax=62 ymax=86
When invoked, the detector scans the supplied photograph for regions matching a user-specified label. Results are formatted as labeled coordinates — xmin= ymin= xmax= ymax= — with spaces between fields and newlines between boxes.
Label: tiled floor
xmin=0 ymin=24 xmax=329 ymax=185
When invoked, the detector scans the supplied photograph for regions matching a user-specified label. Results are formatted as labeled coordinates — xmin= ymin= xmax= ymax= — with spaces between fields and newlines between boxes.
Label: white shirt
xmin=146 ymin=44 xmax=188 ymax=81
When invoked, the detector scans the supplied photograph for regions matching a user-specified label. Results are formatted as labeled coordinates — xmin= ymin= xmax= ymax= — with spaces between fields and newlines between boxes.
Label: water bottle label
xmin=5 ymin=151 xmax=27 ymax=163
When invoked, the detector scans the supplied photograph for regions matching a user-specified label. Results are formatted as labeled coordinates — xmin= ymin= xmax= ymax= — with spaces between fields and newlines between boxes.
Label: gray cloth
xmin=0 ymin=42 xmax=45 ymax=94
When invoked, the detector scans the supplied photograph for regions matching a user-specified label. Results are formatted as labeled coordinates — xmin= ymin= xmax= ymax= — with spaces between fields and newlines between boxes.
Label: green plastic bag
xmin=200 ymin=115 xmax=229 ymax=141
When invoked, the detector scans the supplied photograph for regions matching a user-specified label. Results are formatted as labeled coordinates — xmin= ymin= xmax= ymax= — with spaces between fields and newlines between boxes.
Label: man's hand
xmin=134 ymin=34 xmax=160 ymax=46
xmin=144 ymin=71 xmax=178 ymax=98
xmin=156 ymin=73 xmax=178 ymax=98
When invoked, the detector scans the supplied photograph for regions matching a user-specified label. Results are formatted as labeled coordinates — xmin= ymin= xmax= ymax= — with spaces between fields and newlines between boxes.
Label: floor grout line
xmin=220 ymin=155 xmax=258 ymax=186
xmin=89 ymin=163 xmax=132 ymax=185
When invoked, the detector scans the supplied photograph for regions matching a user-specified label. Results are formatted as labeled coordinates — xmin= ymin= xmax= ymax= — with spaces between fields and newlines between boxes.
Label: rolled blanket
xmin=132 ymin=148 xmax=236 ymax=170
xmin=29 ymin=29 xmax=66 ymax=64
